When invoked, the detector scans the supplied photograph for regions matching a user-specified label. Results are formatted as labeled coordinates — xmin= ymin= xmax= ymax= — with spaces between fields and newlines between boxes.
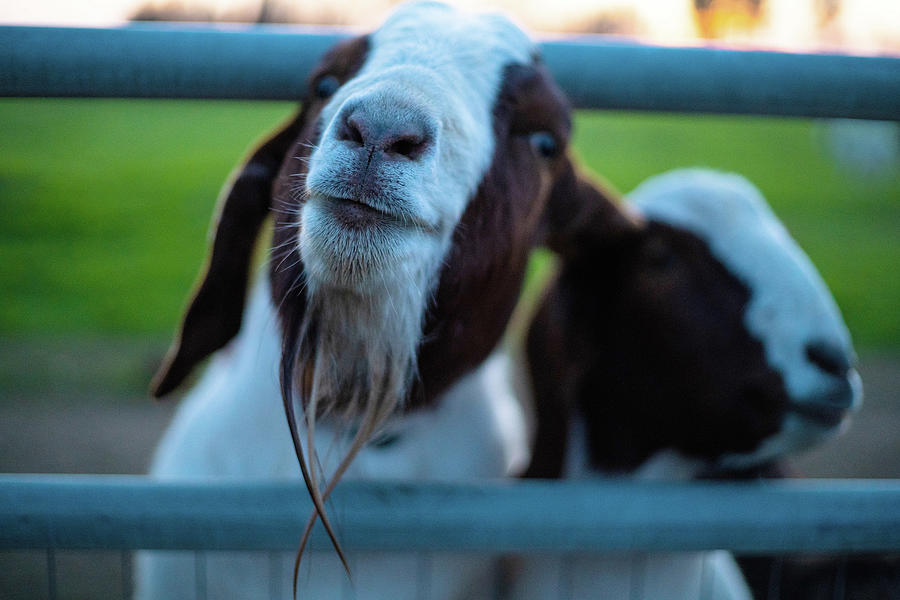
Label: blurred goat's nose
xmin=805 ymin=339 xmax=853 ymax=378
xmin=337 ymin=105 xmax=434 ymax=160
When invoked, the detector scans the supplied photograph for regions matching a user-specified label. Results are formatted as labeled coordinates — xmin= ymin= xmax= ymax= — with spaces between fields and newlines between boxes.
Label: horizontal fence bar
xmin=2 ymin=475 xmax=900 ymax=554
xmin=0 ymin=24 xmax=342 ymax=102
xmin=1 ymin=24 xmax=899 ymax=120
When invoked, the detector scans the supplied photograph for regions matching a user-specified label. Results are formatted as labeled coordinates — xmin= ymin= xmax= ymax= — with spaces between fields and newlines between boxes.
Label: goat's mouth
xmin=787 ymin=370 xmax=862 ymax=429
xmin=318 ymin=194 xmax=396 ymax=230
xmin=300 ymin=192 xmax=442 ymax=290
xmin=312 ymin=193 xmax=435 ymax=233
xmin=788 ymin=402 xmax=848 ymax=428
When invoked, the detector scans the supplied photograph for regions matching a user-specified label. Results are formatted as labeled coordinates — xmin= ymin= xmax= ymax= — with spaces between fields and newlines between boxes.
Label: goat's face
xmin=629 ymin=170 xmax=862 ymax=469
xmin=267 ymin=2 xmax=577 ymax=421
xmin=528 ymin=170 xmax=862 ymax=476
xmin=297 ymin=3 xmax=535 ymax=292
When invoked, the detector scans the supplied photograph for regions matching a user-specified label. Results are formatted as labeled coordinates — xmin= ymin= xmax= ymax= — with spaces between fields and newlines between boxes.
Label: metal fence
xmin=4 ymin=475 xmax=899 ymax=553
xmin=1 ymin=24 xmax=899 ymax=119
xmin=2 ymin=475 xmax=900 ymax=599
xmin=1 ymin=22 xmax=899 ymax=600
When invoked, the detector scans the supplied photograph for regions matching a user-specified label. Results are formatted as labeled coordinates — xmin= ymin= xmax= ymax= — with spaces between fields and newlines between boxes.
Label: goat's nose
xmin=805 ymin=339 xmax=853 ymax=378
xmin=337 ymin=106 xmax=433 ymax=160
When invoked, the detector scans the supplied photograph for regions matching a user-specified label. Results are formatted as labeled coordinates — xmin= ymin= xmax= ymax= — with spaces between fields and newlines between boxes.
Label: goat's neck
xmin=564 ymin=416 xmax=707 ymax=481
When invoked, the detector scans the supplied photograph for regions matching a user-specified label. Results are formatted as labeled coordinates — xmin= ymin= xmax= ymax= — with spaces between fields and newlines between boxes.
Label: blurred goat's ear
xmin=542 ymin=159 xmax=642 ymax=259
xmin=150 ymin=115 xmax=302 ymax=397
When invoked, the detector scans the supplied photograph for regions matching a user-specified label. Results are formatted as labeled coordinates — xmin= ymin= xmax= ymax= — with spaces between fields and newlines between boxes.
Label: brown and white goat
xmin=136 ymin=3 xmax=616 ymax=598
xmin=512 ymin=169 xmax=862 ymax=599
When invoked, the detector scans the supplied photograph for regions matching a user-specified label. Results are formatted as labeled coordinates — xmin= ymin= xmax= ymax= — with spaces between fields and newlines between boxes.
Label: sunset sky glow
xmin=1 ymin=0 xmax=898 ymax=54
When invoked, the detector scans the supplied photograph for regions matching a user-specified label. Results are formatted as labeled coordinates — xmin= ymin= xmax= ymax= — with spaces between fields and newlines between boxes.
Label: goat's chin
xmin=293 ymin=236 xmax=434 ymax=426
xmin=300 ymin=196 xmax=440 ymax=292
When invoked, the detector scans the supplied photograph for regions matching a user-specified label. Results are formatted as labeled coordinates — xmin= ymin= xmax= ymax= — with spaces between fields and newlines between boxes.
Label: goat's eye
xmin=529 ymin=131 xmax=559 ymax=159
xmin=314 ymin=75 xmax=340 ymax=99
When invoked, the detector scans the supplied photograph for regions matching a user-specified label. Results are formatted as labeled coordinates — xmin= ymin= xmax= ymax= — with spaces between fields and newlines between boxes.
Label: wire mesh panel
xmin=4 ymin=548 xmax=896 ymax=600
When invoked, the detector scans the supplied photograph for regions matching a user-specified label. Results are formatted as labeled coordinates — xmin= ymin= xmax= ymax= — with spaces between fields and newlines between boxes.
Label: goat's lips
xmin=788 ymin=402 xmax=847 ymax=428
xmin=319 ymin=195 xmax=394 ymax=230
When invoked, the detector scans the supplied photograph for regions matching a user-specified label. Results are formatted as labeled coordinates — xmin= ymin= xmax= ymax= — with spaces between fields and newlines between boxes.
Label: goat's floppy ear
xmin=150 ymin=116 xmax=302 ymax=397
xmin=543 ymin=159 xmax=642 ymax=259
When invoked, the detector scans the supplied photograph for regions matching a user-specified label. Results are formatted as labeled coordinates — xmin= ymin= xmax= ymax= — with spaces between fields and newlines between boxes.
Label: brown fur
xmin=152 ymin=36 xmax=372 ymax=397
xmin=413 ymin=63 xmax=580 ymax=407
xmin=524 ymin=219 xmax=788 ymax=477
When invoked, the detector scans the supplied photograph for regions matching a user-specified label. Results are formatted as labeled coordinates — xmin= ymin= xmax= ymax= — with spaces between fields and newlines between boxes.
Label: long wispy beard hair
xmin=279 ymin=252 xmax=437 ymax=593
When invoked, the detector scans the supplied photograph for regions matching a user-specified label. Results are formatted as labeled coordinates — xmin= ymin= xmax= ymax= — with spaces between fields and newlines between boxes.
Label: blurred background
xmin=0 ymin=0 xmax=898 ymax=478
xmin=0 ymin=1 xmax=898 ymax=598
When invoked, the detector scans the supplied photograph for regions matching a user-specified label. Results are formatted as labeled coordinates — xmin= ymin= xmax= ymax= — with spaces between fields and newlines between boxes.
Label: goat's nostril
xmin=338 ymin=114 xmax=366 ymax=147
xmin=805 ymin=340 xmax=851 ymax=378
xmin=386 ymin=134 xmax=428 ymax=159
xmin=336 ymin=105 xmax=433 ymax=160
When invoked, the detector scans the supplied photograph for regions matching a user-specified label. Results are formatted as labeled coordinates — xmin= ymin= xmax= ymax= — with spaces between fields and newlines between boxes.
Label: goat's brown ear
xmin=543 ymin=158 xmax=642 ymax=259
xmin=150 ymin=116 xmax=302 ymax=398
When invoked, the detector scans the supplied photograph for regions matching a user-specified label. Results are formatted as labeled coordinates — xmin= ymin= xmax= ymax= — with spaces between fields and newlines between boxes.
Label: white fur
xmin=303 ymin=1 xmax=534 ymax=295
xmin=629 ymin=169 xmax=863 ymax=465
xmin=295 ymin=1 xmax=538 ymax=447
xmin=136 ymin=279 xmax=529 ymax=599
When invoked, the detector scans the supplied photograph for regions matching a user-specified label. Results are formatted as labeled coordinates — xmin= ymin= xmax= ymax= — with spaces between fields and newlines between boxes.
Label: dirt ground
xmin=0 ymin=353 xmax=897 ymax=599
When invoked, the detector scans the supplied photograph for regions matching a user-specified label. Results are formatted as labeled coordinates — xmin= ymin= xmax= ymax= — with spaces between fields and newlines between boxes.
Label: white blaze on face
xmin=288 ymin=3 xmax=538 ymax=458
xmin=302 ymin=1 xmax=535 ymax=293
xmin=629 ymin=169 xmax=862 ymax=410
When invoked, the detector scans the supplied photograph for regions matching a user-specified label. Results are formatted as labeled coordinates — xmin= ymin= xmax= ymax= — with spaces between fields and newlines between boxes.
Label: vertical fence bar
xmin=341 ymin=555 xmax=355 ymax=600
xmin=194 ymin=552 xmax=207 ymax=600
xmin=766 ymin=556 xmax=783 ymax=600
xmin=698 ymin=552 xmax=711 ymax=600
xmin=121 ymin=551 xmax=133 ymax=600
xmin=557 ymin=554 xmax=573 ymax=600
xmin=491 ymin=559 xmax=506 ymax=600
xmin=46 ymin=547 xmax=58 ymax=600
xmin=629 ymin=554 xmax=647 ymax=600
xmin=833 ymin=556 xmax=848 ymax=600
xmin=415 ymin=552 xmax=432 ymax=600
xmin=268 ymin=551 xmax=282 ymax=600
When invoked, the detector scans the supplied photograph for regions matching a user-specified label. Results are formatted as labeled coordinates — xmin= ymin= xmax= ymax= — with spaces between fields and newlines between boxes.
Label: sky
xmin=0 ymin=0 xmax=897 ymax=53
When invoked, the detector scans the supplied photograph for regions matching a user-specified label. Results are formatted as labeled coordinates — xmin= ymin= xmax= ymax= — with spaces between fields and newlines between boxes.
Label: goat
xmin=512 ymin=169 xmax=863 ymax=599
xmin=136 ymin=2 xmax=618 ymax=598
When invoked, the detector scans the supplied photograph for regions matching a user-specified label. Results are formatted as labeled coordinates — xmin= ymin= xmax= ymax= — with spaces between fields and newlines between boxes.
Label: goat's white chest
xmin=150 ymin=281 xmax=527 ymax=482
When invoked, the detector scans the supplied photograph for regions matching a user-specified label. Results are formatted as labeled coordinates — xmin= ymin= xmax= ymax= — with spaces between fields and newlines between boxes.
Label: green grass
xmin=0 ymin=99 xmax=294 ymax=336
xmin=1 ymin=99 xmax=898 ymax=353
xmin=573 ymin=112 xmax=900 ymax=351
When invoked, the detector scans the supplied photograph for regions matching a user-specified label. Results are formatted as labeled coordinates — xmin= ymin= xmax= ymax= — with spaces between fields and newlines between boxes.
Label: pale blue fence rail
xmin=1 ymin=24 xmax=899 ymax=119
xmin=3 ymin=475 xmax=900 ymax=553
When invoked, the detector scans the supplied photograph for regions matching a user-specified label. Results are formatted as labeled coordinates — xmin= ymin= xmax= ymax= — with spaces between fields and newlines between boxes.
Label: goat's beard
xmin=279 ymin=257 xmax=435 ymax=577
xmin=284 ymin=251 xmax=439 ymax=494
xmin=278 ymin=222 xmax=447 ymax=575
xmin=296 ymin=278 xmax=426 ymax=431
